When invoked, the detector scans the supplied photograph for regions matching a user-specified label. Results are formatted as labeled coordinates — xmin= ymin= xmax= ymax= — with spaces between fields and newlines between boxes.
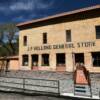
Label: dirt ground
xmin=0 ymin=92 xmax=73 ymax=100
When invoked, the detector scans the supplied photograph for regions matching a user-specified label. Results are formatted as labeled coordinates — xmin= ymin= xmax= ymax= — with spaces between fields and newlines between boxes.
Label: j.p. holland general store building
xmin=17 ymin=5 xmax=100 ymax=73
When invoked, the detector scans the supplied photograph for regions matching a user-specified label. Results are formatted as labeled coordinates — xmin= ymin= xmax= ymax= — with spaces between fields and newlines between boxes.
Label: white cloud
xmin=37 ymin=1 xmax=54 ymax=9
xmin=0 ymin=0 xmax=55 ymax=22
xmin=0 ymin=6 xmax=7 ymax=11
xmin=9 ymin=2 xmax=34 ymax=11
xmin=12 ymin=13 xmax=37 ymax=22
xmin=12 ymin=16 xmax=27 ymax=22
xmin=0 ymin=6 xmax=12 ymax=15
xmin=9 ymin=0 xmax=54 ymax=11
xmin=12 ymin=12 xmax=48 ymax=22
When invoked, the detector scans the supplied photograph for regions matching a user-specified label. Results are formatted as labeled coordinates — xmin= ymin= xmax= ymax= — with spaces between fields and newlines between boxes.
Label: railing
xmin=0 ymin=76 xmax=60 ymax=94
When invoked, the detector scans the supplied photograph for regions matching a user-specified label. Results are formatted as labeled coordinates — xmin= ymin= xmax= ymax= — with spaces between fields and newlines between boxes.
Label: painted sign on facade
xmin=27 ymin=41 xmax=95 ymax=51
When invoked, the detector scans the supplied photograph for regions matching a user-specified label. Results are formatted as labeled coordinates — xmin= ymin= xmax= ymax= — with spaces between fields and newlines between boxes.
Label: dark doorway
xmin=75 ymin=53 xmax=84 ymax=64
xmin=42 ymin=54 xmax=49 ymax=66
xmin=56 ymin=53 xmax=65 ymax=66
xmin=92 ymin=52 xmax=100 ymax=67
xmin=32 ymin=55 xmax=38 ymax=66
xmin=22 ymin=55 xmax=28 ymax=66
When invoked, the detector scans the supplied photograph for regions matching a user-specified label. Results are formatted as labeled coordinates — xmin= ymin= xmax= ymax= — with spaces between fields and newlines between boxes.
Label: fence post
xmin=23 ymin=78 xmax=25 ymax=92
xmin=58 ymin=80 xmax=60 ymax=95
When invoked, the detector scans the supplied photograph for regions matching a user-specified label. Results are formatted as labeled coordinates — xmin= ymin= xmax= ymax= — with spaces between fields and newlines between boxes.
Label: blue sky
xmin=0 ymin=0 xmax=100 ymax=24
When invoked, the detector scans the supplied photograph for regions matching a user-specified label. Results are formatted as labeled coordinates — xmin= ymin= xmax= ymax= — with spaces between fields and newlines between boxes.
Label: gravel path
xmin=1 ymin=70 xmax=100 ymax=80
xmin=0 ymin=71 xmax=73 ymax=80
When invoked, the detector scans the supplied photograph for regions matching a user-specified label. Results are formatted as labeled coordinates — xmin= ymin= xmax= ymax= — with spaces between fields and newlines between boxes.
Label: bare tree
xmin=0 ymin=23 xmax=19 ymax=73
xmin=0 ymin=23 xmax=19 ymax=56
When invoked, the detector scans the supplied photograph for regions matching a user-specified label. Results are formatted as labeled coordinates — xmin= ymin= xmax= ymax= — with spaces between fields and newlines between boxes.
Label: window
xmin=23 ymin=36 xmax=27 ymax=46
xmin=96 ymin=26 xmax=100 ymax=39
xmin=32 ymin=55 xmax=38 ymax=66
xmin=66 ymin=30 xmax=71 ymax=42
xmin=75 ymin=53 xmax=84 ymax=64
xmin=22 ymin=55 xmax=28 ymax=66
xmin=42 ymin=54 xmax=49 ymax=66
xmin=43 ymin=33 xmax=47 ymax=44
xmin=92 ymin=52 xmax=100 ymax=67
xmin=56 ymin=53 xmax=65 ymax=66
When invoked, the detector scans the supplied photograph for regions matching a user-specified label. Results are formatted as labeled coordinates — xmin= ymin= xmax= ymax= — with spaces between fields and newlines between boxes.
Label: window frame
xmin=43 ymin=33 xmax=47 ymax=44
xmin=22 ymin=55 xmax=29 ymax=66
xmin=42 ymin=54 xmax=49 ymax=66
xmin=31 ymin=54 xmax=38 ymax=66
xmin=92 ymin=52 xmax=100 ymax=67
xmin=56 ymin=53 xmax=66 ymax=67
xmin=95 ymin=25 xmax=100 ymax=39
xmin=66 ymin=30 xmax=71 ymax=42
xmin=23 ymin=36 xmax=27 ymax=46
